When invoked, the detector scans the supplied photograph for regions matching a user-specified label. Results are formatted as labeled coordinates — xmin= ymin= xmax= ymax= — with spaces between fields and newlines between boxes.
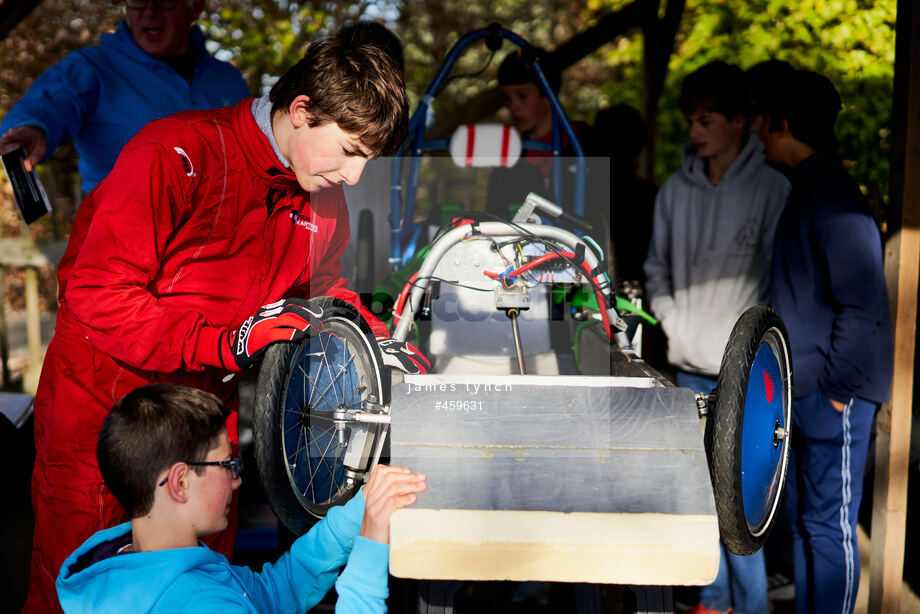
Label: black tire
xmin=253 ymin=297 xmax=389 ymax=535
xmin=355 ymin=209 xmax=375 ymax=294
xmin=710 ymin=306 xmax=793 ymax=555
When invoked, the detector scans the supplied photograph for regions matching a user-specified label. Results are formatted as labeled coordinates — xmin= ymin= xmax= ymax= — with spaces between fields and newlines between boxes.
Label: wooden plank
xmin=869 ymin=0 xmax=920 ymax=611
xmin=389 ymin=375 xmax=720 ymax=584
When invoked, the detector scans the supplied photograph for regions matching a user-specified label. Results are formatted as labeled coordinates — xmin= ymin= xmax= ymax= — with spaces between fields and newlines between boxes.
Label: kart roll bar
xmin=389 ymin=23 xmax=587 ymax=269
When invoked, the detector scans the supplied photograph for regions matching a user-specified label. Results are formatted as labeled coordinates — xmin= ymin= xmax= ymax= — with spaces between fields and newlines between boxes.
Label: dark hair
xmin=270 ymin=37 xmax=409 ymax=156
xmin=98 ymin=384 xmax=229 ymax=518
xmin=593 ymin=104 xmax=649 ymax=161
xmin=497 ymin=47 xmax=561 ymax=94
xmin=679 ymin=61 xmax=748 ymax=119
xmin=745 ymin=59 xmax=796 ymax=119
xmin=337 ymin=20 xmax=404 ymax=74
xmin=755 ymin=68 xmax=841 ymax=153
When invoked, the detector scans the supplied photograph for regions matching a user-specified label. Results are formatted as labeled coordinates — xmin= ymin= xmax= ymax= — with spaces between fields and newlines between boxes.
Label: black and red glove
xmin=376 ymin=337 xmax=431 ymax=375
xmin=219 ymin=298 xmax=323 ymax=371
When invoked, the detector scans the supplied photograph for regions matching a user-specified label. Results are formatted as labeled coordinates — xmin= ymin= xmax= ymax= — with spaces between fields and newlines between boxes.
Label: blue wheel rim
xmin=740 ymin=333 xmax=788 ymax=532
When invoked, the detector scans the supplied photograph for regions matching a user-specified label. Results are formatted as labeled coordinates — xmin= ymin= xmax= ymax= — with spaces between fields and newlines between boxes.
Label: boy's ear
xmin=779 ymin=117 xmax=792 ymax=137
xmin=288 ymin=95 xmax=313 ymax=129
xmin=163 ymin=463 xmax=192 ymax=504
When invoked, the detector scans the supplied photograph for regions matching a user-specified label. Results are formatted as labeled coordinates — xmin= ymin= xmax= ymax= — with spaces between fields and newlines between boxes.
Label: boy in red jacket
xmin=25 ymin=37 xmax=427 ymax=613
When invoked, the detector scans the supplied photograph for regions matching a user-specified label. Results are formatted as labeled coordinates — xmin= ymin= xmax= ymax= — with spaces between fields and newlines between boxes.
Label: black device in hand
xmin=1 ymin=146 xmax=51 ymax=224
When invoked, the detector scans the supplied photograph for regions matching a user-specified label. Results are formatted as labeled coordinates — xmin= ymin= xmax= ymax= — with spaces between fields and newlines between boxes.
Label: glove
xmin=219 ymin=298 xmax=323 ymax=371
xmin=377 ymin=337 xmax=431 ymax=375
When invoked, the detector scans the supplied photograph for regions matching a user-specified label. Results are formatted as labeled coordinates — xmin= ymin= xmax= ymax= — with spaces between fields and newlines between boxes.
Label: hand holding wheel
xmin=220 ymin=298 xmax=323 ymax=371
xmin=377 ymin=337 xmax=431 ymax=375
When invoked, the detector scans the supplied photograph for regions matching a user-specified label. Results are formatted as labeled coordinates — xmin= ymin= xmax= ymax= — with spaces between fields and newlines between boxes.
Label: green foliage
xmin=599 ymin=0 xmax=895 ymax=218
xmin=0 ymin=0 xmax=897 ymax=225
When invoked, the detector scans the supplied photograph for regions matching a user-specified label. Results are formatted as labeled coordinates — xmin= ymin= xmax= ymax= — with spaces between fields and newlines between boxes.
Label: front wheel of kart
xmin=253 ymin=297 xmax=389 ymax=535
xmin=709 ymin=306 xmax=793 ymax=555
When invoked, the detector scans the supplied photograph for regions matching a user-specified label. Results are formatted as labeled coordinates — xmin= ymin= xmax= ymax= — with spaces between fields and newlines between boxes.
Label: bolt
xmin=774 ymin=422 xmax=787 ymax=448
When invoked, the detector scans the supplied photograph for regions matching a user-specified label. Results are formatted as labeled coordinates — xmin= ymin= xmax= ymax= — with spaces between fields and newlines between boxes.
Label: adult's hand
xmin=377 ymin=338 xmax=431 ymax=375
xmin=219 ymin=298 xmax=323 ymax=371
xmin=360 ymin=465 xmax=427 ymax=544
xmin=0 ymin=125 xmax=47 ymax=171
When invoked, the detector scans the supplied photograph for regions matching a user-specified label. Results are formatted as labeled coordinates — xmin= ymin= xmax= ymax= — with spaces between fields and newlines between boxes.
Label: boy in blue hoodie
xmin=56 ymin=383 xmax=426 ymax=613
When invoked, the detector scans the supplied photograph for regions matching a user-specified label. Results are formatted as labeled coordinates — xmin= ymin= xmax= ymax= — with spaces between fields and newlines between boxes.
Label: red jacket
xmin=59 ymin=97 xmax=387 ymax=376
xmin=25 ymin=100 xmax=386 ymax=611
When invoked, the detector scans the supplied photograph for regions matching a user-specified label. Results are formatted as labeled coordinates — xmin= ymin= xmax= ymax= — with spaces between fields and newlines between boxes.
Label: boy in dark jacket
xmin=754 ymin=68 xmax=892 ymax=614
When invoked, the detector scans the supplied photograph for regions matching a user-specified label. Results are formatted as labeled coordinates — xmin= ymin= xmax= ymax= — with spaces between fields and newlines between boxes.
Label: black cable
xmin=434 ymin=50 xmax=496 ymax=97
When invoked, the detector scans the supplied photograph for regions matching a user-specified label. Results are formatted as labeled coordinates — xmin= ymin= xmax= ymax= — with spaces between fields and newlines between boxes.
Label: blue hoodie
xmin=56 ymin=492 xmax=389 ymax=613
xmin=0 ymin=21 xmax=249 ymax=195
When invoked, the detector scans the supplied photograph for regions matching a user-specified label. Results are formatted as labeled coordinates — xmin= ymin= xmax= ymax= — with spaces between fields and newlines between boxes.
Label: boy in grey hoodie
xmin=644 ymin=61 xmax=790 ymax=614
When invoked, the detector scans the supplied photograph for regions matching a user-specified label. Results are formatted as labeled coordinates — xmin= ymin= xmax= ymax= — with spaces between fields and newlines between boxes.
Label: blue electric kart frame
xmin=388 ymin=23 xmax=587 ymax=269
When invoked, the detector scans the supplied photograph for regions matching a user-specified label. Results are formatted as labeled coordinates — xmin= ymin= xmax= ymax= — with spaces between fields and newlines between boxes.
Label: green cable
xmin=614 ymin=295 xmax=659 ymax=326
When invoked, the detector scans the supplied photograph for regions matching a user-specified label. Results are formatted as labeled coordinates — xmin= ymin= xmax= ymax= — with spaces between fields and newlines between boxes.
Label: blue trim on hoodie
xmin=0 ymin=22 xmax=249 ymax=195
xmin=57 ymin=490 xmax=389 ymax=613
xmin=770 ymin=153 xmax=892 ymax=404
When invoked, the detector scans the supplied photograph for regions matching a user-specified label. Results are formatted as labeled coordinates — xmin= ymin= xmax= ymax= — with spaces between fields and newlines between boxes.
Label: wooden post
xmin=22 ymin=266 xmax=42 ymax=395
xmin=868 ymin=0 xmax=920 ymax=611
xmin=0 ymin=268 xmax=10 ymax=388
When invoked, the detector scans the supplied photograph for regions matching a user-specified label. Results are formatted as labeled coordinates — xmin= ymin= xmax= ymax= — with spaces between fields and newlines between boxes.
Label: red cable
xmin=391 ymin=271 xmax=419 ymax=328
xmin=484 ymin=252 xmax=615 ymax=341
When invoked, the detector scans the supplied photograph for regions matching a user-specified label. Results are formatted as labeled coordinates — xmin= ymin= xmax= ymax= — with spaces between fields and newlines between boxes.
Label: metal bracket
xmin=494 ymin=282 xmax=531 ymax=310
xmin=695 ymin=392 xmax=716 ymax=419
xmin=332 ymin=408 xmax=392 ymax=425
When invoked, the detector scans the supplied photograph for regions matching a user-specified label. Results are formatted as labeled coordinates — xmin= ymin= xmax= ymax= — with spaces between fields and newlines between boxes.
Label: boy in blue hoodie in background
xmin=56 ymin=383 xmax=426 ymax=613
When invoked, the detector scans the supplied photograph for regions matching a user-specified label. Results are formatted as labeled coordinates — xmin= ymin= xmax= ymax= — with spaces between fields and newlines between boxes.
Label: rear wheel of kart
xmin=253 ymin=297 xmax=389 ymax=535
xmin=709 ymin=306 xmax=793 ymax=555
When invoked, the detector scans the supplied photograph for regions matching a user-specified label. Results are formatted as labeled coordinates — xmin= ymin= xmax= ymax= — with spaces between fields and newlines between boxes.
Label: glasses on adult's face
xmin=158 ymin=456 xmax=242 ymax=486
xmin=125 ymin=0 xmax=179 ymax=10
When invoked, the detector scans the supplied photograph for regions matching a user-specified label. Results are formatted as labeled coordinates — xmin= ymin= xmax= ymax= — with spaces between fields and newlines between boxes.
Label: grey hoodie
xmin=644 ymin=135 xmax=790 ymax=375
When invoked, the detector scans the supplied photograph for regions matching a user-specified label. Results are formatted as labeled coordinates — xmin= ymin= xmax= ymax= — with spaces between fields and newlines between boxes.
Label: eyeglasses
xmin=125 ymin=0 xmax=180 ymax=10
xmin=158 ymin=457 xmax=242 ymax=486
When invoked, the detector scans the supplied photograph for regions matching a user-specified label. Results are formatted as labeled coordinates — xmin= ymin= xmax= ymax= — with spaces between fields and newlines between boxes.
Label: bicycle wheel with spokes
xmin=253 ymin=297 xmax=389 ymax=535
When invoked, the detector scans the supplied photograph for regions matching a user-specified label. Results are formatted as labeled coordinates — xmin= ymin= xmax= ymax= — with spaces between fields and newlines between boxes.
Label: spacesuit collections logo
xmin=290 ymin=211 xmax=318 ymax=232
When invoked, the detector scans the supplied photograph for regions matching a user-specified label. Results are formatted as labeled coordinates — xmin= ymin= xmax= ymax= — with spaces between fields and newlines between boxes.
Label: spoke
xmin=320 ymin=437 xmax=343 ymax=500
xmin=292 ymin=425 xmax=309 ymax=461
xmin=302 ymin=429 xmax=320 ymax=502
xmin=321 ymin=334 xmax=343 ymax=408
xmin=306 ymin=427 xmax=340 ymax=500
xmin=338 ymin=349 xmax=358 ymax=405
xmin=288 ymin=425 xmax=306 ymax=475
xmin=299 ymin=362 xmax=319 ymax=410
xmin=309 ymin=375 xmax=338 ymax=410
xmin=311 ymin=423 xmax=337 ymax=439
